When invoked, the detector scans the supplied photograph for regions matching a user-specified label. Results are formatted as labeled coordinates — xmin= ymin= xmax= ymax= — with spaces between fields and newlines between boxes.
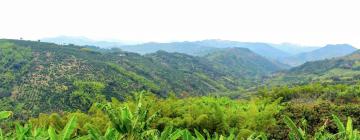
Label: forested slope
xmin=1 ymin=39 xmax=360 ymax=139
xmin=0 ymin=39 xmax=283 ymax=117
xmin=269 ymin=50 xmax=360 ymax=85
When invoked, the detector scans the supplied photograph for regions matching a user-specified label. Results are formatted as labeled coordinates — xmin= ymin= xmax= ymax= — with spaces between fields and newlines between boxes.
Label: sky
xmin=0 ymin=0 xmax=359 ymax=47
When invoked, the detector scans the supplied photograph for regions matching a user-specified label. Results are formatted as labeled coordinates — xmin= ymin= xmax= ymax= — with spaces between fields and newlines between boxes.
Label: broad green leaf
xmin=182 ymin=130 xmax=193 ymax=140
xmin=0 ymin=111 xmax=12 ymax=120
xmin=15 ymin=123 xmax=28 ymax=140
xmin=159 ymin=126 xmax=172 ymax=140
xmin=194 ymin=129 xmax=205 ymax=140
xmin=284 ymin=116 xmax=307 ymax=140
xmin=0 ymin=128 xmax=3 ymax=140
xmin=332 ymin=115 xmax=345 ymax=133
xmin=168 ymin=129 xmax=183 ymax=140
xmin=86 ymin=124 xmax=101 ymax=140
xmin=104 ymin=127 xmax=117 ymax=140
xmin=48 ymin=126 xmax=58 ymax=140
xmin=61 ymin=116 xmax=78 ymax=140
xmin=219 ymin=135 xmax=225 ymax=140
xmin=346 ymin=117 xmax=353 ymax=138
xmin=227 ymin=131 xmax=236 ymax=140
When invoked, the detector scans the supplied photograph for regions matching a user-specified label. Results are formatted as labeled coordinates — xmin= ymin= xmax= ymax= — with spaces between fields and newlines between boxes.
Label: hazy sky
xmin=0 ymin=0 xmax=359 ymax=47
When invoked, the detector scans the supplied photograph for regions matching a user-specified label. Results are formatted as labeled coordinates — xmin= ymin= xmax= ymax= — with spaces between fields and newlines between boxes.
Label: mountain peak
xmin=322 ymin=44 xmax=355 ymax=49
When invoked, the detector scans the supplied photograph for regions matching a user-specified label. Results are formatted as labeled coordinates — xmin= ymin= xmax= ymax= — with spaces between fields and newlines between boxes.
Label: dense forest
xmin=1 ymin=39 xmax=360 ymax=139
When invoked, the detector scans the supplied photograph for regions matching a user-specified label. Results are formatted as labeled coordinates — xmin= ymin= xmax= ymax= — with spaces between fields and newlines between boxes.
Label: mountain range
xmin=278 ymin=44 xmax=357 ymax=66
xmin=42 ymin=36 xmax=357 ymax=67
xmin=42 ymin=36 xmax=140 ymax=48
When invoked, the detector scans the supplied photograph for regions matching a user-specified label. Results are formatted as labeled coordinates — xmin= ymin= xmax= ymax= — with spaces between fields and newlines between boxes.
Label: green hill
xmin=269 ymin=50 xmax=360 ymax=85
xmin=0 ymin=39 xmax=284 ymax=116
xmin=204 ymin=48 xmax=285 ymax=77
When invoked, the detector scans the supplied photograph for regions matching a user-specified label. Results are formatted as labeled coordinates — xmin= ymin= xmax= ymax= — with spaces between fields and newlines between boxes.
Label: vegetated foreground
xmin=0 ymin=39 xmax=360 ymax=139
xmin=1 ymin=86 xmax=360 ymax=139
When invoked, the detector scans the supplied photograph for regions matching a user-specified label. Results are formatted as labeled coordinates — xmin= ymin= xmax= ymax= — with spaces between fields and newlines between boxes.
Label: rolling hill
xmin=269 ymin=50 xmax=360 ymax=85
xmin=44 ymin=37 xmax=358 ymax=68
xmin=0 ymin=39 xmax=284 ymax=116
xmin=204 ymin=47 xmax=285 ymax=77
xmin=279 ymin=44 xmax=357 ymax=66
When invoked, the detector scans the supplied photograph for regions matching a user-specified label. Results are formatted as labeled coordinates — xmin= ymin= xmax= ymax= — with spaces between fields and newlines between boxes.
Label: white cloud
xmin=0 ymin=0 xmax=359 ymax=47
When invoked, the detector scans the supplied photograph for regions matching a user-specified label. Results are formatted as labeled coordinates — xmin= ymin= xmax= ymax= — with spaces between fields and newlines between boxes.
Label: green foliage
xmin=91 ymin=92 xmax=282 ymax=139
xmin=260 ymin=83 xmax=360 ymax=103
xmin=86 ymin=124 xmax=121 ymax=140
xmin=284 ymin=115 xmax=360 ymax=140
xmin=0 ymin=39 xmax=263 ymax=118
xmin=97 ymin=93 xmax=159 ymax=140
xmin=284 ymin=116 xmax=307 ymax=140
xmin=0 ymin=111 xmax=12 ymax=140
xmin=107 ymin=63 xmax=161 ymax=92
xmin=1 ymin=94 xmax=360 ymax=140
xmin=269 ymin=51 xmax=360 ymax=86
xmin=150 ymin=126 xmax=182 ymax=140
xmin=0 ymin=41 xmax=32 ymax=98
xmin=70 ymin=81 xmax=106 ymax=111
xmin=1 ymin=39 xmax=360 ymax=140
xmin=205 ymin=47 xmax=283 ymax=77
xmin=332 ymin=115 xmax=360 ymax=140
xmin=0 ymin=111 xmax=12 ymax=120
xmin=48 ymin=116 xmax=78 ymax=140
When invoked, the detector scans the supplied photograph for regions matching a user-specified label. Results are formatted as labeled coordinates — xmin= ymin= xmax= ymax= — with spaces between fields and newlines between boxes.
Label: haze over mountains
xmin=42 ymin=36 xmax=140 ymax=48
xmin=43 ymin=36 xmax=358 ymax=67
xmin=279 ymin=44 xmax=357 ymax=66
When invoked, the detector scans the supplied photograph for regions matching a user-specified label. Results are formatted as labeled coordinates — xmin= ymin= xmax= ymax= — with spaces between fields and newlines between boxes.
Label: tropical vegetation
xmin=1 ymin=39 xmax=360 ymax=139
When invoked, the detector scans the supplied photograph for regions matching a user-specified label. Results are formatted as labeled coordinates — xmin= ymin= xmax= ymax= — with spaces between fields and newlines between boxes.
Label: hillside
xmin=114 ymin=40 xmax=291 ymax=60
xmin=204 ymin=48 xmax=285 ymax=77
xmin=0 ymin=39 xmax=285 ymax=116
xmin=269 ymin=50 xmax=360 ymax=85
xmin=194 ymin=40 xmax=291 ymax=59
xmin=1 ymin=39 xmax=360 ymax=139
xmin=44 ymin=37 xmax=358 ymax=68
xmin=279 ymin=44 xmax=357 ymax=66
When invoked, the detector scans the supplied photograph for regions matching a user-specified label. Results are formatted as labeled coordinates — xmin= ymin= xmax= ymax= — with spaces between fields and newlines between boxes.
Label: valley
xmin=1 ymin=38 xmax=360 ymax=139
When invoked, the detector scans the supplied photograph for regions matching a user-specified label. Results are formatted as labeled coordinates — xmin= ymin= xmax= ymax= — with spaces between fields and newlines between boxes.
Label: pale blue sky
xmin=0 ymin=0 xmax=359 ymax=47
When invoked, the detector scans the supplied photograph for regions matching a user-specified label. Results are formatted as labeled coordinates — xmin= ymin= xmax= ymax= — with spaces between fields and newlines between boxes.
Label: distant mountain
xmin=269 ymin=43 xmax=320 ymax=55
xmin=195 ymin=40 xmax=291 ymax=59
xmin=42 ymin=37 xmax=356 ymax=68
xmin=269 ymin=50 xmax=360 ymax=85
xmin=42 ymin=36 xmax=139 ymax=48
xmin=279 ymin=44 xmax=357 ymax=66
xmin=119 ymin=41 xmax=218 ymax=56
xmin=120 ymin=39 xmax=291 ymax=60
